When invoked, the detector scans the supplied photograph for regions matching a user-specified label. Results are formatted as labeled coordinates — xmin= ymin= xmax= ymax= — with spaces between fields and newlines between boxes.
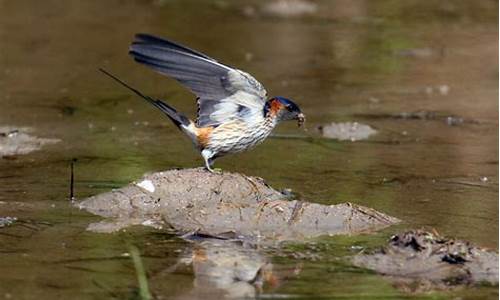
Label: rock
xmin=0 ymin=217 xmax=17 ymax=227
xmin=77 ymin=168 xmax=399 ymax=243
xmin=318 ymin=122 xmax=377 ymax=141
xmin=261 ymin=0 xmax=317 ymax=17
xmin=0 ymin=126 xmax=60 ymax=157
xmin=352 ymin=230 xmax=499 ymax=291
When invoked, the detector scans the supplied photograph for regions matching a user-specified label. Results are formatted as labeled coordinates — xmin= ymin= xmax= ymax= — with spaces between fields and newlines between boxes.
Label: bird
xmin=100 ymin=33 xmax=305 ymax=173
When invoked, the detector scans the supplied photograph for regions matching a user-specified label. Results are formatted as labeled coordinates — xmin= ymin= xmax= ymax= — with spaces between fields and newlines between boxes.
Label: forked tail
xmin=99 ymin=68 xmax=191 ymax=128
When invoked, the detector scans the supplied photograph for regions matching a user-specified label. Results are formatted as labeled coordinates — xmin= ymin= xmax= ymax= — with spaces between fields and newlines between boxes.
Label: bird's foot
xmin=206 ymin=166 xmax=223 ymax=174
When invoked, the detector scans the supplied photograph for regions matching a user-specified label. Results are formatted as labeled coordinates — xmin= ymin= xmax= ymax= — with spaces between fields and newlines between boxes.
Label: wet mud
xmin=355 ymin=110 xmax=480 ymax=126
xmin=0 ymin=216 xmax=17 ymax=228
xmin=0 ymin=126 xmax=60 ymax=158
xmin=352 ymin=230 xmax=499 ymax=292
xmin=318 ymin=122 xmax=377 ymax=141
xmin=77 ymin=168 xmax=399 ymax=243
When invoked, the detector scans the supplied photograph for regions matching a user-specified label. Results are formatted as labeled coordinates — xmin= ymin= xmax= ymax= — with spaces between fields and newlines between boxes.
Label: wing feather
xmin=129 ymin=34 xmax=267 ymax=127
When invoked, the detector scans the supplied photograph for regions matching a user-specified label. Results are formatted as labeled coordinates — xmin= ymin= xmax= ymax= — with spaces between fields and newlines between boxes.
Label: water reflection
xmin=165 ymin=236 xmax=284 ymax=300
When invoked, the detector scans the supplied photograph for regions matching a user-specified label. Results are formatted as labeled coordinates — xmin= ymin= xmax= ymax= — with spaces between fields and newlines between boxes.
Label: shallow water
xmin=0 ymin=0 xmax=498 ymax=299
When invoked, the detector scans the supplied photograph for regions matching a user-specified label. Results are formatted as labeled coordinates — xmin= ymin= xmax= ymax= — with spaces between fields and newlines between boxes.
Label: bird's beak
xmin=297 ymin=113 xmax=305 ymax=127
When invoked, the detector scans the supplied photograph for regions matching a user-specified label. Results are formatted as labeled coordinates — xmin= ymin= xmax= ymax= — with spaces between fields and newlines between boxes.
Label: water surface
xmin=0 ymin=0 xmax=497 ymax=299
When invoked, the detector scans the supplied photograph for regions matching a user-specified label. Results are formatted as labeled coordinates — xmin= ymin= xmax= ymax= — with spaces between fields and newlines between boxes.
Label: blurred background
xmin=0 ymin=0 xmax=498 ymax=299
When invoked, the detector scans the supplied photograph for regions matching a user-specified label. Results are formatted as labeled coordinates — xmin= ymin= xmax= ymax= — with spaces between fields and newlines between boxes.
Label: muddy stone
xmin=77 ymin=168 xmax=399 ymax=242
xmin=261 ymin=0 xmax=317 ymax=17
xmin=318 ymin=122 xmax=377 ymax=141
xmin=0 ymin=217 xmax=17 ymax=228
xmin=352 ymin=230 xmax=499 ymax=291
xmin=355 ymin=110 xmax=478 ymax=126
xmin=0 ymin=126 xmax=60 ymax=157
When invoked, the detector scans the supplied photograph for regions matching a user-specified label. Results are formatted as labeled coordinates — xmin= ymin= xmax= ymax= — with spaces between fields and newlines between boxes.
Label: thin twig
xmin=69 ymin=158 xmax=77 ymax=201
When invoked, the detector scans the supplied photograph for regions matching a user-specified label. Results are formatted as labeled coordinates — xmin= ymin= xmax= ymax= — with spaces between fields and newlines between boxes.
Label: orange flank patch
xmin=196 ymin=126 xmax=214 ymax=148
xmin=269 ymin=99 xmax=284 ymax=117
xmin=193 ymin=248 xmax=208 ymax=263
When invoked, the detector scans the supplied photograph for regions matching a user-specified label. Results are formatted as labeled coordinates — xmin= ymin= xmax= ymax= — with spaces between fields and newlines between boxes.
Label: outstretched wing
xmin=129 ymin=34 xmax=267 ymax=127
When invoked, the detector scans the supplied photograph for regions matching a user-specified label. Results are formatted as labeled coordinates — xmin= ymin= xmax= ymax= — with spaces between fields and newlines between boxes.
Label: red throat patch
xmin=269 ymin=99 xmax=284 ymax=117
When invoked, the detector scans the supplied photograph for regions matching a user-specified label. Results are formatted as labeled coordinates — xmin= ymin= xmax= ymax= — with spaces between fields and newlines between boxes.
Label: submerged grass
xmin=129 ymin=244 xmax=153 ymax=300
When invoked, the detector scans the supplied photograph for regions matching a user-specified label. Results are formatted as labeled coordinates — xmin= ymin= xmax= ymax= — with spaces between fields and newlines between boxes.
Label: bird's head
xmin=264 ymin=96 xmax=305 ymax=126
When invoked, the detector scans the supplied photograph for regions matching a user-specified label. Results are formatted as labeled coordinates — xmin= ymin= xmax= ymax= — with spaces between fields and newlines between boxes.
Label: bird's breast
xmin=204 ymin=118 xmax=276 ymax=154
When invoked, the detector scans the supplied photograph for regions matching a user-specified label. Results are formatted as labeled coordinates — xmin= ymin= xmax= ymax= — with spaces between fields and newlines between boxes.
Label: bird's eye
xmin=286 ymin=105 xmax=292 ymax=111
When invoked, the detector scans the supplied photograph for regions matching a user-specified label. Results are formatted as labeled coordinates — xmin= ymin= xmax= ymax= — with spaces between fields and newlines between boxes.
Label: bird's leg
xmin=208 ymin=158 xmax=223 ymax=173
xmin=202 ymin=149 xmax=220 ymax=173
xmin=205 ymin=159 xmax=215 ymax=173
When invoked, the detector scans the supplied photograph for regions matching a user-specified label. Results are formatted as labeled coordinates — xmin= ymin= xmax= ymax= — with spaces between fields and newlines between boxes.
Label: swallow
xmin=101 ymin=34 xmax=305 ymax=173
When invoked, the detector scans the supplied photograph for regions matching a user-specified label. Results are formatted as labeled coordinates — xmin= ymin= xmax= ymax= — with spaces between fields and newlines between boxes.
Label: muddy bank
xmin=352 ymin=230 xmax=499 ymax=292
xmin=77 ymin=168 xmax=399 ymax=242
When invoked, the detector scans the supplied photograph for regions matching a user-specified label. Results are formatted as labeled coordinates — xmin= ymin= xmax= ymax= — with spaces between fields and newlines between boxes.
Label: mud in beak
xmin=297 ymin=113 xmax=305 ymax=127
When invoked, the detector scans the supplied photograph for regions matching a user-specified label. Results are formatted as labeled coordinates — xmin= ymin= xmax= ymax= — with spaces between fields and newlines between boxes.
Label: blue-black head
xmin=264 ymin=96 xmax=305 ymax=126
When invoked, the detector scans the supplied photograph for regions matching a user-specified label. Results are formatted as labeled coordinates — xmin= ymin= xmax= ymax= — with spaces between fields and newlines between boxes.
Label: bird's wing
xmin=129 ymin=34 xmax=267 ymax=127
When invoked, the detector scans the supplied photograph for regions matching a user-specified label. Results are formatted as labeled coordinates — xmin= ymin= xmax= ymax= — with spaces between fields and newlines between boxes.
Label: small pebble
xmin=244 ymin=52 xmax=253 ymax=62
xmin=438 ymin=85 xmax=450 ymax=95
